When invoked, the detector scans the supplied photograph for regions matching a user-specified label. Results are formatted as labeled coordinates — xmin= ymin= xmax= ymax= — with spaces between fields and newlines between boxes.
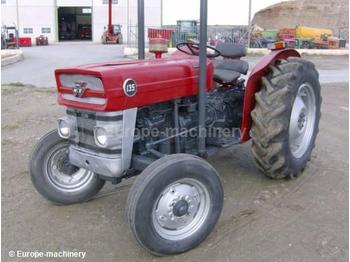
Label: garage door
xmin=58 ymin=7 xmax=92 ymax=41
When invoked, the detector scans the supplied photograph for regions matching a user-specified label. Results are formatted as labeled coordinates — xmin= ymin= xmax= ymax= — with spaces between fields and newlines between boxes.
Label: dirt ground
xmin=1 ymin=81 xmax=348 ymax=261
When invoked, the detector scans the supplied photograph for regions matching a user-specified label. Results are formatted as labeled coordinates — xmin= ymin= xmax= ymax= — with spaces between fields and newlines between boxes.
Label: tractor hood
xmin=55 ymin=57 xmax=214 ymax=112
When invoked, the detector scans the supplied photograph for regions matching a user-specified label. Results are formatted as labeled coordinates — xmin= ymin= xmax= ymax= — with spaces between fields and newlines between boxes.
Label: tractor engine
xmin=134 ymin=87 xmax=243 ymax=156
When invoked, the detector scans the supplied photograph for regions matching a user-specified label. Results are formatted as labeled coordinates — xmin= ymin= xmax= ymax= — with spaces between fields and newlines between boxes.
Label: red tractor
xmin=35 ymin=35 xmax=49 ymax=46
xmin=101 ymin=0 xmax=123 ymax=44
xmin=30 ymin=0 xmax=321 ymax=256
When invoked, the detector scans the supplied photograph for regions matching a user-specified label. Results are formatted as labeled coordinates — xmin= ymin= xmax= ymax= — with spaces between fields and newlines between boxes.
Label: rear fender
xmin=240 ymin=49 xmax=301 ymax=142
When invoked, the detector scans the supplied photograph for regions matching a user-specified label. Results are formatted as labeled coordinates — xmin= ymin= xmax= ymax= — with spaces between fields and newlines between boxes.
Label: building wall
xmin=1 ymin=0 xmax=57 ymax=42
xmin=1 ymin=0 xmax=161 ymax=43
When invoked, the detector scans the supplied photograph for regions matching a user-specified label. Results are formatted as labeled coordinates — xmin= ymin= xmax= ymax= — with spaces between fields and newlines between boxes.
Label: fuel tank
xmin=296 ymin=25 xmax=333 ymax=39
xmin=55 ymin=57 xmax=214 ymax=112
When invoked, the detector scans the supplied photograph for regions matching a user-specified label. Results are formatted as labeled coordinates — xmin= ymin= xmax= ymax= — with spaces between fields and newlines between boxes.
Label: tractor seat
xmin=216 ymin=42 xmax=247 ymax=59
xmin=213 ymin=43 xmax=249 ymax=84
xmin=214 ymin=69 xmax=241 ymax=84
xmin=213 ymin=59 xmax=249 ymax=84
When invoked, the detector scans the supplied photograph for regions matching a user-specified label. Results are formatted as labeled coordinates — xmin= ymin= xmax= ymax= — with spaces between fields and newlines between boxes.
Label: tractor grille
xmin=76 ymin=116 xmax=96 ymax=148
xmin=66 ymin=109 xmax=122 ymax=155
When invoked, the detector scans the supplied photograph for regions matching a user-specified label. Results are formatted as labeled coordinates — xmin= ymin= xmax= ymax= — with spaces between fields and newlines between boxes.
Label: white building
xmin=1 ymin=0 xmax=162 ymax=43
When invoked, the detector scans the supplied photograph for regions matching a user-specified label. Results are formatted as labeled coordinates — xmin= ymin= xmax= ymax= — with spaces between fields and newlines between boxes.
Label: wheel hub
xmin=46 ymin=144 xmax=94 ymax=192
xmin=155 ymin=184 xmax=199 ymax=230
xmin=173 ymin=199 xmax=189 ymax=217
xmin=297 ymin=111 xmax=307 ymax=131
xmin=152 ymin=179 xmax=210 ymax=241
xmin=55 ymin=151 xmax=79 ymax=175
xmin=289 ymin=83 xmax=316 ymax=158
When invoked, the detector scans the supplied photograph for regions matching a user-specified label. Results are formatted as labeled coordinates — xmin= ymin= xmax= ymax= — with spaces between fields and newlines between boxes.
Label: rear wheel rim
xmin=289 ymin=83 xmax=316 ymax=158
xmin=152 ymin=178 xmax=211 ymax=241
xmin=45 ymin=144 xmax=94 ymax=192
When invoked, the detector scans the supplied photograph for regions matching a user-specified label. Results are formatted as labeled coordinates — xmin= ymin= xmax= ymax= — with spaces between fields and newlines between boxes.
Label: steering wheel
xmin=176 ymin=42 xmax=221 ymax=58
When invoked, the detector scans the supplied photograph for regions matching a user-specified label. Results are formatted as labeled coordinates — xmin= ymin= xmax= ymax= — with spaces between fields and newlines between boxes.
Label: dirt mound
xmin=252 ymin=0 xmax=349 ymax=41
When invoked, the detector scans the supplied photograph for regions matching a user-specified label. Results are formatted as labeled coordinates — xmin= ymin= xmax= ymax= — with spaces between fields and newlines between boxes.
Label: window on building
xmin=103 ymin=0 xmax=118 ymax=4
xmin=23 ymin=28 xmax=33 ymax=34
xmin=41 ymin=27 xmax=51 ymax=34
xmin=82 ymin=8 xmax=92 ymax=14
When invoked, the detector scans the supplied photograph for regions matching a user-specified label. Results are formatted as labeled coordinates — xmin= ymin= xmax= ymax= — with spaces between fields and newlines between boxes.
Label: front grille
xmin=67 ymin=109 xmax=122 ymax=155
xmin=76 ymin=116 xmax=96 ymax=146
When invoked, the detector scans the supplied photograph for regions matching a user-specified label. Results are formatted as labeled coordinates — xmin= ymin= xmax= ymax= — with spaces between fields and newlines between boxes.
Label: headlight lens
xmin=57 ymin=116 xmax=76 ymax=139
xmin=58 ymin=119 xmax=70 ymax=138
xmin=95 ymin=127 xmax=108 ymax=146
xmin=94 ymin=124 xmax=123 ymax=148
xmin=59 ymin=121 xmax=70 ymax=137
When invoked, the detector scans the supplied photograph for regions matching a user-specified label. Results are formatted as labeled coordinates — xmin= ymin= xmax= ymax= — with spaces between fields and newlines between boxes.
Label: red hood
xmin=55 ymin=57 xmax=214 ymax=112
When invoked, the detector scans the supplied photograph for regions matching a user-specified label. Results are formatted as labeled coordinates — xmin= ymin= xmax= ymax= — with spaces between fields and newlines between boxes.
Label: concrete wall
xmin=1 ymin=0 xmax=161 ymax=43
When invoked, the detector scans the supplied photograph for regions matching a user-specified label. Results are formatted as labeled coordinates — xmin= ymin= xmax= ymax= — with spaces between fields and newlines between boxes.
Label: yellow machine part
xmin=296 ymin=25 xmax=333 ymax=38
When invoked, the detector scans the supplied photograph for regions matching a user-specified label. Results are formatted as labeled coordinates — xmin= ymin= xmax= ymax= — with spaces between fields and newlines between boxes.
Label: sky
xmin=162 ymin=0 xmax=286 ymax=25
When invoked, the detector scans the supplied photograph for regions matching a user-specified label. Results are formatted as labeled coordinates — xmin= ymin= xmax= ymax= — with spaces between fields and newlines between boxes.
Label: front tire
xmin=127 ymin=154 xmax=224 ymax=256
xmin=250 ymin=57 xmax=321 ymax=179
xmin=30 ymin=130 xmax=105 ymax=204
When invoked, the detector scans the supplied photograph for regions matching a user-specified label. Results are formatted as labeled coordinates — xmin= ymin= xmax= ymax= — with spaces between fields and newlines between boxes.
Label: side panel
xmin=240 ymin=49 xmax=301 ymax=142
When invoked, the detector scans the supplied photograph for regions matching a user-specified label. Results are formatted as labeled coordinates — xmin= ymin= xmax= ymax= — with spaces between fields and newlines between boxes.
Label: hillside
xmin=252 ymin=0 xmax=349 ymax=40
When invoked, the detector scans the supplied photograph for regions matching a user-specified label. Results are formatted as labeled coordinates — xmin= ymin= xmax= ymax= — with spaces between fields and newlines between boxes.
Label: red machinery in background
xmin=101 ymin=0 xmax=123 ymax=44
xmin=18 ymin=37 xmax=32 ymax=47
xmin=1 ymin=26 xmax=19 ymax=49
xmin=278 ymin=28 xmax=296 ymax=48
xmin=36 ymin=35 xmax=48 ymax=46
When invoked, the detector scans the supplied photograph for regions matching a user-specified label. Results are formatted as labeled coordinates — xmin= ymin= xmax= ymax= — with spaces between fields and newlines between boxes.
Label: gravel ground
xmin=1 ymin=80 xmax=348 ymax=261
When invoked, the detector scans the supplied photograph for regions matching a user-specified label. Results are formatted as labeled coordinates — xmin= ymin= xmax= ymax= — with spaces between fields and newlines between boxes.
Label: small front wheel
xmin=127 ymin=154 xmax=224 ymax=256
xmin=30 ymin=130 xmax=105 ymax=205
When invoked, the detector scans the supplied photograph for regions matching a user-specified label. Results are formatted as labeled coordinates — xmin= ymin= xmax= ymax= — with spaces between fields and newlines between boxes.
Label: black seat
xmin=214 ymin=43 xmax=249 ymax=84
xmin=216 ymin=42 xmax=247 ymax=59
xmin=214 ymin=69 xmax=241 ymax=83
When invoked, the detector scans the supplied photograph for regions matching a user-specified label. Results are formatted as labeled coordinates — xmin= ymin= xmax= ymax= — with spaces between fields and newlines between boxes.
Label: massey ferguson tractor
xmin=30 ymin=0 xmax=321 ymax=256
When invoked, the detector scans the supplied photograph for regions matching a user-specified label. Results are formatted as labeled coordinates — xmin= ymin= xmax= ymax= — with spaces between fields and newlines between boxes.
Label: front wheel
xmin=127 ymin=154 xmax=224 ymax=256
xmin=30 ymin=130 xmax=105 ymax=204
xmin=250 ymin=57 xmax=321 ymax=179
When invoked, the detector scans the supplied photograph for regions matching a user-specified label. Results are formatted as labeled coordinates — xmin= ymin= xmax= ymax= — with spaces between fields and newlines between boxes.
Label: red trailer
xmin=18 ymin=37 xmax=32 ymax=47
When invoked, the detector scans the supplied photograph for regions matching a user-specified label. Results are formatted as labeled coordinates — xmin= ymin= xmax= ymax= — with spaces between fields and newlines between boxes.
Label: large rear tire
xmin=30 ymin=130 xmax=105 ymax=204
xmin=250 ymin=57 xmax=321 ymax=179
xmin=127 ymin=154 xmax=224 ymax=256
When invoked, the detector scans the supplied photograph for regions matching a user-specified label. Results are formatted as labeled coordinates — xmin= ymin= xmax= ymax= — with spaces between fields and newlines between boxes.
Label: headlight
xmin=57 ymin=117 xmax=76 ymax=139
xmin=95 ymin=127 xmax=108 ymax=146
xmin=93 ymin=124 xmax=123 ymax=148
